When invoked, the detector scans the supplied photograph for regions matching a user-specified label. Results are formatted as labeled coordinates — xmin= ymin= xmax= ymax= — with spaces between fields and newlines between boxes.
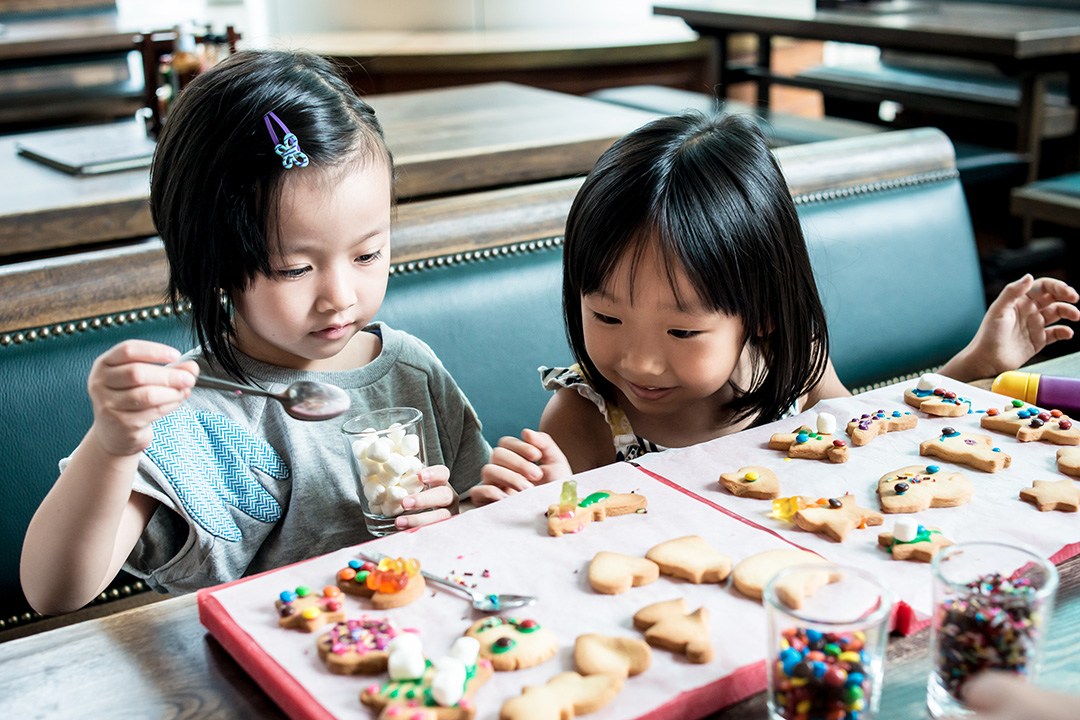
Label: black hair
xmin=150 ymin=49 xmax=392 ymax=381
xmin=562 ymin=112 xmax=829 ymax=426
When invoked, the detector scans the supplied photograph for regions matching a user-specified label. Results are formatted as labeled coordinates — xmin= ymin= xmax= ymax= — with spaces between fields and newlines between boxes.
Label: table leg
xmin=757 ymin=33 xmax=773 ymax=109
xmin=1016 ymin=71 xmax=1048 ymax=183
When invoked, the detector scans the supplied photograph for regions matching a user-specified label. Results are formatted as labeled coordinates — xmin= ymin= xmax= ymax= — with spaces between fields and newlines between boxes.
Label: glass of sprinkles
xmin=927 ymin=542 xmax=1058 ymax=718
xmin=764 ymin=563 xmax=893 ymax=720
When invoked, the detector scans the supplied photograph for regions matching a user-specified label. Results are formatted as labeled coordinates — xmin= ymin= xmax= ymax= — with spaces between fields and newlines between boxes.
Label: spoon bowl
xmin=195 ymin=375 xmax=351 ymax=421
xmin=357 ymin=550 xmax=536 ymax=613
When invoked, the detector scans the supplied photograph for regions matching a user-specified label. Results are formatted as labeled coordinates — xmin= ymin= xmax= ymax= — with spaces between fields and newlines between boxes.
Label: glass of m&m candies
xmin=342 ymin=408 xmax=427 ymax=537
xmin=927 ymin=542 xmax=1058 ymax=719
xmin=764 ymin=563 xmax=893 ymax=720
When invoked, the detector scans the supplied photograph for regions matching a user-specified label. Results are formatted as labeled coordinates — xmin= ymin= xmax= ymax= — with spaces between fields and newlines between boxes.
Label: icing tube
xmin=993 ymin=371 xmax=1080 ymax=418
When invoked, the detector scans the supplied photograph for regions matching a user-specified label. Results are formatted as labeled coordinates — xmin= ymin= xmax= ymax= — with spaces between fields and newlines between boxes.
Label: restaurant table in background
xmin=0 ymin=82 xmax=656 ymax=260
xmin=653 ymin=0 xmax=1080 ymax=181
xmin=2 ymin=357 xmax=1079 ymax=719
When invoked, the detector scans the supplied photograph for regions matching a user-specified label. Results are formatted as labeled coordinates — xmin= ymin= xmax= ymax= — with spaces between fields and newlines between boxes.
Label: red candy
xmin=1038 ymin=411 xmax=1052 ymax=422
xmin=1060 ymin=419 xmax=1073 ymax=430
xmin=832 ymin=439 xmax=846 ymax=448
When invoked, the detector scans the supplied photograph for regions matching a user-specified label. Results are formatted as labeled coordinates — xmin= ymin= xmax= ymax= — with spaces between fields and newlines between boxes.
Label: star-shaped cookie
xmin=718 ymin=465 xmax=780 ymax=499
xmin=981 ymin=404 xmax=1080 ymax=445
xmin=878 ymin=520 xmax=953 ymax=562
xmin=769 ymin=413 xmax=849 ymax=463
xmin=920 ymin=428 xmax=1012 ymax=473
xmin=904 ymin=375 xmax=972 ymax=417
xmin=793 ymin=494 xmax=884 ymax=542
xmin=846 ymin=409 xmax=918 ymax=446
xmin=1019 ymin=478 xmax=1080 ymax=512
xmin=877 ymin=464 xmax=973 ymax=513
xmin=632 ymin=598 xmax=712 ymax=663
xmin=645 ymin=535 xmax=732 ymax=583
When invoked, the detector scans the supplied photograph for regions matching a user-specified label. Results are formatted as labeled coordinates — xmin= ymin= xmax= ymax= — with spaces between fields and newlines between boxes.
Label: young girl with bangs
xmin=23 ymin=50 xmax=490 ymax=614
xmin=472 ymin=112 xmax=1078 ymax=503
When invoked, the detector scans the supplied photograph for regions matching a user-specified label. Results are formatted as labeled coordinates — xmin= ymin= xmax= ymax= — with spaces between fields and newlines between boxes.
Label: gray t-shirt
xmin=118 ymin=322 xmax=490 ymax=595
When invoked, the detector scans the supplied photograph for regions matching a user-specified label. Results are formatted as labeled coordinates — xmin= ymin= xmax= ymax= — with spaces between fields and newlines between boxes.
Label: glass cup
xmin=342 ymin=408 xmax=427 ymax=537
xmin=764 ymin=563 xmax=894 ymax=720
xmin=926 ymin=541 xmax=1059 ymax=719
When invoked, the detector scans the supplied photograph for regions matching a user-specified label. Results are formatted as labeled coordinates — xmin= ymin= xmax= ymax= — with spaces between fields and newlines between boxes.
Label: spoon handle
xmin=195 ymin=375 xmax=276 ymax=399
xmin=356 ymin=550 xmax=472 ymax=598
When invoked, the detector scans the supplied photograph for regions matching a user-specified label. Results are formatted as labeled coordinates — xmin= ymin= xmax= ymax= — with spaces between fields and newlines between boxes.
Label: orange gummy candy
xmin=366 ymin=568 xmax=410 ymax=593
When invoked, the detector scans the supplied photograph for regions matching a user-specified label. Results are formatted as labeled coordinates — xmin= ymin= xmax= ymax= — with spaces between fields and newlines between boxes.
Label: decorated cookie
xmin=878 ymin=519 xmax=953 ymax=562
xmin=718 ymin=465 xmax=780 ymax=499
xmin=499 ymin=671 xmax=623 ymax=720
xmin=644 ymin=535 xmax=732 ymax=584
xmin=920 ymin=427 xmax=1012 ymax=473
xmin=768 ymin=413 xmax=849 ymax=463
xmin=981 ymin=403 xmax=1080 ymax=445
xmin=792 ymin=494 xmax=884 ymax=542
xmin=546 ymin=481 xmax=647 ymax=537
xmin=573 ymin=634 xmax=652 ymax=678
xmin=1020 ymin=478 xmax=1080 ymax=512
xmin=632 ymin=598 xmax=712 ymax=664
xmin=317 ymin=617 xmax=408 ymax=675
xmin=877 ymin=464 xmax=973 ymax=513
xmin=361 ymin=635 xmax=493 ymax=720
xmin=464 ymin=617 xmax=558 ymax=671
xmin=337 ymin=557 xmax=427 ymax=609
xmin=275 ymin=585 xmax=346 ymax=632
xmin=731 ymin=549 xmax=834 ymax=604
xmin=1057 ymin=447 xmax=1080 ymax=477
xmin=846 ymin=409 xmax=918 ymax=446
xmin=904 ymin=374 xmax=972 ymax=417
xmin=588 ymin=551 xmax=659 ymax=595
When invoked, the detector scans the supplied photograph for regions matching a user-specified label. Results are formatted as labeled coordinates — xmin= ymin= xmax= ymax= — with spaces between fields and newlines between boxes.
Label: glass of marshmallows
xmin=342 ymin=407 xmax=427 ymax=536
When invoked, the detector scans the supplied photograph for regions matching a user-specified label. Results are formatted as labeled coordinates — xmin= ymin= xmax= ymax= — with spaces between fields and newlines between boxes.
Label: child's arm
xmin=940 ymin=274 xmax=1079 ymax=382
xmin=803 ymin=357 xmax=852 ymax=408
xmin=20 ymin=340 xmax=197 ymax=615
xmin=471 ymin=429 xmax=573 ymax=505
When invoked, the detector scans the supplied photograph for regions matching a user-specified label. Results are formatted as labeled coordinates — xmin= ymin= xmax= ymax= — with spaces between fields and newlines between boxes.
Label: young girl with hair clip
xmin=22 ymin=50 xmax=490 ymax=615
xmin=471 ymin=112 xmax=1079 ymax=504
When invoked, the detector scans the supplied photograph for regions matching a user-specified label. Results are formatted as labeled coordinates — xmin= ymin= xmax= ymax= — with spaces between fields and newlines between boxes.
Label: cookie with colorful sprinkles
xmin=546 ymin=480 xmax=647 ymax=537
xmin=464 ymin=616 xmax=558 ymax=671
xmin=718 ymin=465 xmax=780 ymax=499
xmin=904 ymin=374 xmax=972 ymax=417
xmin=316 ymin=617 xmax=408 ymax=675
xmin=275 ymin=585 xmax=346 ymax=632
xmin=768 ymin=413 xmax=849 ymax=463
xmin=876 ymin=464 xmax=973 ymax=513
xmin=878 ymin=518 xmax=953 ymax=562
xmin=845 ymin=409 xmax=917 ymax=446
xmin=919 ymin=427 xmax=1012 ymax=473
xmin=981 ymin=402 xmax=1080 ymax=445
xmin=336 ymin=556 xmax=427 ymax=609
xmin=792 ymin=494 xmax=884 ymax=542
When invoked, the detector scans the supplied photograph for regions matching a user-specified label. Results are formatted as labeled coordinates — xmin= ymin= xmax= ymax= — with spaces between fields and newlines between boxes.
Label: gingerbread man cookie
xmin=792 ymin=494 xmax=884 ymax=542
xmin=362 ymin=635 xmax=493 ymax=720
xmin=645 ymin=535 xmax=732 ymax=584
xmin=981 ymin=403 xmax=1080 ymax=445
xmin=499 ymin=671 xmax=623 ymax=720
xmin=546 ymin=482 xmax=647 ymax=537
xmin=768 ymin=413 xmax=849 ymax=463
xmin=877 ymin=464 xmax=973 ymax=513
xmin=336 ymin=557 xmax=427 ymax=609
xmin=588 ymin=552 xmax=659 ymax=595
xmin=878 ymin=518 xmax=953 ymax=562
xmin=1058 ymin=447 xmax=1080 ymax=477
xmin=904 ymin=374 xmax=972 ymax=417
xmin=574 ymin=634 xmax=652 ymax=678
xmin=732 ymin=549 xmax=839 ymax=607
xmin=1020 ymin=478 xmax=1080 ymax=512
xmin=275 ymin=585 xmax=346 ymax=632
xmin=632 ymin=598 xmax=713 ymax=663
xmin=718 ymin=466 xmax=780 ymax=499
xmin=846 ymin=409 xmax=918 ymax=446
xmin=317 ymin=617 xmax=407 ymax=675
xmin=920 ymin=427 xmax=1012 ymax=473
xmin=464 ymin=617 xmax=558 ymax=671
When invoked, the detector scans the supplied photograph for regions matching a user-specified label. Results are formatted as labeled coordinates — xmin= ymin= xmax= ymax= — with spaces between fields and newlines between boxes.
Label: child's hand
xmin=948 ymin=671 xmax=1078 ymax=720
xmin=470 ymin=429 xmax=572 ymax=506
xmin=394 ymin=465 xmax=458 ymax=529
xmin=942 ymin=274 xmax=1080 ymax=382
xmin=86 ymin=340 xmax=198 ymax=458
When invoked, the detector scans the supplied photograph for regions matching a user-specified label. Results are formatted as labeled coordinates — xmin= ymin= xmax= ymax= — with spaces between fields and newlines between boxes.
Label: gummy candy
xmin=559 ymin=479 xmax=579 ymax=515
xmin=771 ymin=496 xmax=803 ymax=520
xmin=366 ymin=568 xmax=410 ymax=593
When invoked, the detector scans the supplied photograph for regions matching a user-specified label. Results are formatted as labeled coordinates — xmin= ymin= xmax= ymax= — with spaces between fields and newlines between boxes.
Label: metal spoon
xmin=357 ymin=550 xmax=537 ymax=613
xmin=195 ymin=375 xmax=351 ymax=421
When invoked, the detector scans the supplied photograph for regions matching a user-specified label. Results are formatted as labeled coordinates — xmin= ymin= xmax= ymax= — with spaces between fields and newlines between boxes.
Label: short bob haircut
xmin=562 ymin=112 xmax=829 ymax=426
xmin=150 ymin=50 xmax=391 ymax=381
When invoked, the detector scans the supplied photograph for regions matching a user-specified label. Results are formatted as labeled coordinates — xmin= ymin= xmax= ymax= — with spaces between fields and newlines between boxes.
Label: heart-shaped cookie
xmin=719 ymin=465 xmax=780 ymax=499
xmin=587 ymin=551 xmax=659 ymax=595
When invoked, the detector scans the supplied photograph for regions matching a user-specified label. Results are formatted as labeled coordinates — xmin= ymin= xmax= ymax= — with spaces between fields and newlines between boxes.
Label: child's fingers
xmin=107 ymin=385 xmax=193 ymax=412
xmin=469 ymin=484 xmax=510 ymax=506
xmin=489 ymin=446 xmax=544 ymax=482
xmin=991 ymin=273 xmax=1034 ymax=309
xmin=99 ymin=339 xmax=185 ymax=367
xmin=394 ymin=507 xmax=452 ymax=530
xmin=1040 ymin=301 xmax=1080 ymax=324
xmin=1028 ymin=276 xmax=1080 ymax=303
xmin=495 ymin=435 xmax=543 ymax=463
xmin=1044 ymin=324 xmax=1075 ymax=344
xmin=480 ymin=463 xmax=536 ymax=493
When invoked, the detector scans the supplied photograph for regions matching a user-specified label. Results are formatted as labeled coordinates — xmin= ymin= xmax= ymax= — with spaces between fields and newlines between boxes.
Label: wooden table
xmin=0 ymin=82 xmax=655 ymax=259
xmin=653 ymin=0 xmax=1080 ymax=180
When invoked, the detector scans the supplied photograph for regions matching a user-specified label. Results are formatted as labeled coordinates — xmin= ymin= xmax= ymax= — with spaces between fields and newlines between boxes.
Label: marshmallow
xmin=917 ymin=374 xmax=938 ymax=392
xmin=363 ymin=482 xmax=386 ymax=505
xmin=430 ymin=656 xmax=467 ymax=706
xmin=399 ymin=433 xmax=421 ymax=457
xmin=449 ymin=636 xmax=480 ymax=666
xmin=385 ymin=452 xmax=412 ymax=476
xmin=816 ymin=412 xmax=836 ymax=435
xmin=894 ymin=517 xmax=920 ymax=543
xmin=365 ymin=437 xmax=394 ymax=463
xmin=388 ymin=648 xmax=426 ymax=681
xmin=399 ymin=473 xmax=424 ymax=495
xmin=388 ymin=633 xmax=423 ymax=655
xmin=354 ymin=424 xmax=427 ymax=516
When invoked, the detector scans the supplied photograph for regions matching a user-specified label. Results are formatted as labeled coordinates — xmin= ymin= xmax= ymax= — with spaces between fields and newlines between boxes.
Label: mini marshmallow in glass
xmin=342 ymin=408 xmax=426 ymax=537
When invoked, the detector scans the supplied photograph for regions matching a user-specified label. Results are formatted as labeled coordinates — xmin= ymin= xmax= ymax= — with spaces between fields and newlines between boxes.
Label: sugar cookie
xmin=920 ymin=427 xmax=1011 ymax=473
xmin=499 ymin=671 xmax=622 ymax=720
xmin=846 ymin=409 xmax=918 ymax=446
xmin=731 ymin=548 xmax=832 ymax=603
xmin=904 ymin=374 xmax=972 ymax=417
xmin=768 ymin=413 xmax=849 ymax=463
xmin=316 ymin=618 xmax=407 ymax=675
xmin=275 ymin=585 xmax=346 ymax=632
xmin=1058 ymin=447 xmax=1080 ymax=477
xmin=587 ymin=551 xmax=659 ymax=595
xmin=645 ymin=535 xmax=732 ymax=584
xmin=878 ymin=520 xmax=953 ymax=562
xmin=1020 ymin=478 xmax=1080 ymax=512
xmin=632 ymin=598 xmax=713 ymax=663
xmin=718 ymin=465 xmax=780 ymax=499
xmin=793 ymin=494 xmax=884 ymax=542
xmin=336 ymin=557 xmax=427 ymax=609
xmin=574 ymin=634 xmax=652 ymax=678
xmin=981 ymin=404 xmax=1080 ymax=445
xmin=464 ymin=617 xmax=558 ymax=671
xmin=876 ymin=464 xmax=973 ymax=513
xmin=547 ymin=483 xmax=647 ymax=537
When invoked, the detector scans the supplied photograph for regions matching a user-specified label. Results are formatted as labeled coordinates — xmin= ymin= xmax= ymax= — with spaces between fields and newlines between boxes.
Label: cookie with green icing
xmin=463 ymin=616 xmax=557 ymax=671
xmin=878 ymin=520 xmax=953 ymax=562
xmin=546 ymin=489 xmax=647 ymax=537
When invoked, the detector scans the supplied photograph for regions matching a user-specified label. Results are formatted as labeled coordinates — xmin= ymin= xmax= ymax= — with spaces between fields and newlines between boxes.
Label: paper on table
xmin=636 ymin=378 xmax=1080 ymax=626
xmin=202 ymin=461 xmax=817 ymax=720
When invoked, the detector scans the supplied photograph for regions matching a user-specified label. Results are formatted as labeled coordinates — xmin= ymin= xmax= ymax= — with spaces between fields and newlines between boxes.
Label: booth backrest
xmin=0 ymin=126 xmax=984 ymax=626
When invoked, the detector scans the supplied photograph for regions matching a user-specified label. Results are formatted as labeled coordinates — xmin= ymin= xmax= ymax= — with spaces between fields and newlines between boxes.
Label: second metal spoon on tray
xmin=195 ymin=375 xmax=351 ymax=421
xmin=357 ymin=550 xmax=536 ymax=613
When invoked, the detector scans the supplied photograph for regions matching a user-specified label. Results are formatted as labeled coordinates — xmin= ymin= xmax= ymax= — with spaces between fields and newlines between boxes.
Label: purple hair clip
xmin=264 ymin=111 xmax=309 ymax=169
